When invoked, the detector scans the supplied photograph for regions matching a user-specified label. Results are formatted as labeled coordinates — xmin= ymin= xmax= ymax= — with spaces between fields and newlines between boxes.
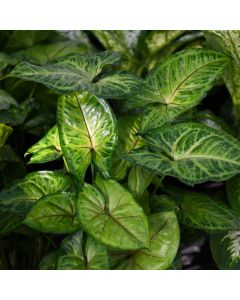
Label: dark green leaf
xmin=226 ymin=175 xmax=240 ymax=216
xmin=77 ymin=176 xmax=150 ymax=250
xmin=24 ymin=192 xmax=80 ymax=234
xmin=39 ymin=251 xmax=59 ymax=270
xmin=176 ymin=191 xmax=240 ymax=232
xmin=0 ymin=89 xmax=17 ymax=110
xmin=57 ymin=91 xmax=117 ymax=184
xmin=10 ymin=51 xmax=143 ymax=98
xmin=126 ymin=123 xmax=240 ymax=185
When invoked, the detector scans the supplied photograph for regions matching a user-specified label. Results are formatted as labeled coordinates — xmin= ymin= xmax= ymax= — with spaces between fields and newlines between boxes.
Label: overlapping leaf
xmin=226 ymin=175 xmax=240 ymax=216
xmin=10 ymin=51 xmax=143 ymax=98
xmin=0 ymin=123 xmax=13 ymax=148
xmin=24 ymin=192 xmax=80 ymax=234
xmin=175 ymin=191 xmax=240 ymax=232
xmin=77 ymin=176 xmax=149 ymax=250
xmin=125 ymin=122 xmax=240 ymax=185
xmin=115 ymin=212 xmax=179 ymax=270
xmin=57 ymin=231 xmax=109 ymax=270
xmin=0 ymin=89 xmax=17 ymax=110
xmin=57 ymin=91 xmax=117 ymax=184
xmin=0 ymin=171 xmax=74 ymax=213
xmin=25 ymin=125 xmax=62 ymax=164
xmin=127 ymin=49 xmax=230 ymax=132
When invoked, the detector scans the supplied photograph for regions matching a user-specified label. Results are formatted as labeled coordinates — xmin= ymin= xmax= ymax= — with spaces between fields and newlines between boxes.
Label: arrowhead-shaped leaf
xmin=25 ymin=125 xmax=62 ymax=164
xmin=24 ymin=192 xmax=80 ymax=234
xmin=175 ymin=190 xmax=240 ymax=232
xmin=10 ymin=51 xmax=143 ymax=98
xmin=115 ymin=212 xmax=180 ymax=270
xmin=57 ymin=91 xmax=118 ymax=184
xmin=127 ymin=49 xmax=230 ymax=132
xmin=126 ymin=122 xmax=240 ymax=185
xmin=0 ymin=171 xmax=74 ymax=213
xmin=77 ymin=177 xmax=150 ymax=250
xmin=57 ymin=231 xmax=109 ymax=270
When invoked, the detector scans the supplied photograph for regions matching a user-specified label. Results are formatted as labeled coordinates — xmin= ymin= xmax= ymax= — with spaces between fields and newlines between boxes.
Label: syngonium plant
xmin=1 ymin=30 xmax=240 ymax=269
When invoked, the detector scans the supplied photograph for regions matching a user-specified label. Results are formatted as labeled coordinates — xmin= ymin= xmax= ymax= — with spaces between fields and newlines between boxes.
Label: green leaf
xmin=226 ymin=175 xmax=240 ymax=216
xmin=206 ymin=31 xmax=240 ymax=120
xmin=115 ymin=212 xmax=180 ymax=270
xmin=0 ymin=211 xmax=24 ymax=237
xmin=25 ymin=125 xmax=62 ymax=164
xmin=210 ymin=232 xmax=240 ymax=269
xmin=13 ymin=41 xmax=89 ymax=65
xmin=127 ymin=49 xmax=230 ymax=132
xmin=126 ymin=122 xmax=240 ymax=185
xmin=128 ymin=165 xmax=154 ymax=199
xmin=0 ymin=89 xmax=18 ymax=110
xmin=57 ymin=231 xmax=109 ymax=270
xmin=175 ymin=190 xmax=240 ymax=232
xmin=0 ymin=98 xmax=35 ymax=126
xmin=0 ymin=123 xmax=13 ymax=148
xmin=77 ymin=177 xmax=150 ymax=250
xmin=24 ymin=192 xmax=80 ymax=234
xmin=57 ymin=91 xmax=117 ymax=184
xmin=0 ymin=171 xmax=74 ymax=214
xmin=10 ymin=51 xmax=143 ymax=98
xmin=150 ymin=194 xmax=179 ymax=213
xmin=111 ymin=115 xmax=145 ymax=180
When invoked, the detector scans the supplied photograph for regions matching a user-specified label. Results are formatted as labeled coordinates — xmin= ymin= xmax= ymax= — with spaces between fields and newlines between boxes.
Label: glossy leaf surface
xmin=24 ymin=192 xmax=80 ymax=234
xmin=10 ymin=51 xmax=143 ymax=98
xmin=25 ymin=125 xmax=62 ymax=164
xmin=115 ymin=212 xmax=179 ymax=270
xmin=128 ymin=49 xmax=229 ymax=132
xmin=126 ymin=123 xmax=240 ymax=185
xmin=0 ymin=171 xmax=73 ymax=213
xmin=57 ymin=231 xmax=109 ymax=270
xmin=77 ymin=177 xmax=149 ymax=250
xmin=57 ymin=91 xmax=117 ymax=184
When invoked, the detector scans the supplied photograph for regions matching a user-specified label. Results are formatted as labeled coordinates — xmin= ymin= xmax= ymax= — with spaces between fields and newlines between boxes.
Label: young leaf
xmin=25 ymin=125 xmax=62 ymax=164
xmin=57 ymin=231 xmax=109 ymax=270
xmin=128 ymin=165 xmax=154 ymax=199
xmin=115 ymin=212 xmax=180 ymax=270
xmin=77 ymin=177 xmax=150 ymax=250
xmin=126 ymin=122 xmax=240 ymax=185
xmin=111 ymin=115 xmax=144 ymax=180
xmin=24 ymin=192 xmax=80 ymax=234
xmin=210 ymin=232 xmax=240 ymax=269
xmin=57 ymin=91 xmax=117 ymax=184
xmin=175 ymin=191 xmax=240 ymax=232
xmin=226 ymin=175 xmax=240 ymax=216
xmin=0 ymin=123 xmax=13 ymax=148
xmin=10 ymin=51 xmax=143 ymax=98
xmin=0 ymin=89 xmax=18 ymax=110
xmin=127 ymin=49 xmax=230 ymax=132
xmin=0 ymin=171 xmax=74 ymax=213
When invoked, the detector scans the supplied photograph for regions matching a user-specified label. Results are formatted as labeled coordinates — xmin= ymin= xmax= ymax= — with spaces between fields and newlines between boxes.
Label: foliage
xmin=1 ymin=30 xmax=240 ymax=270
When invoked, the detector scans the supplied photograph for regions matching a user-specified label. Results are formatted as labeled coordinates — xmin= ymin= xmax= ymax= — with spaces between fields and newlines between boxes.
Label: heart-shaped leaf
xmin=115 ymin=212 xmax=180 ymax=270
xmin=57 ymin=231 xmax=109 ymax=270
xmin=0 ymin=171 xmax=74 ymax=213
xmin=127 ymin=49 xmax=230 ymax=132
xmin=175 ymin=190 xmax=240 ymax=232
xmin=57 ymin=91 xmax=118 ymax=184
xmin=126 ymin=122 xmax=240 ymax=185
xmin=25 ymin=125 xmax=62 ymax=164
xmin=77 ymin=177 xmax=149 ymax=250
xmin=24 ymin=192 xmax=80 ymax=234
xmin=10 ymin=51 xmax=143 ymax=98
